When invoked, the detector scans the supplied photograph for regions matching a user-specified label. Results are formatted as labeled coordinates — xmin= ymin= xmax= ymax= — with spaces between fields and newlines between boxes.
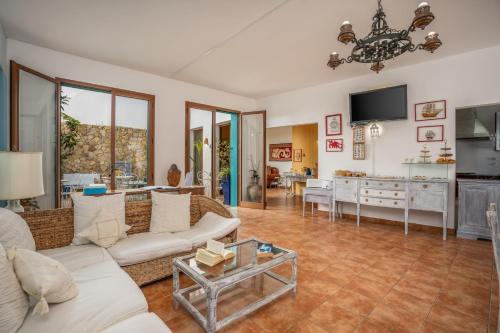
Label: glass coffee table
xmin=172 ymin=238 xmax=297 ymax=333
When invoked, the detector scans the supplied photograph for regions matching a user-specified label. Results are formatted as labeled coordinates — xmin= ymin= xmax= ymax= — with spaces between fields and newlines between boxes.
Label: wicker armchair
xmin=20 ymin=195 xmax=238 ymax=286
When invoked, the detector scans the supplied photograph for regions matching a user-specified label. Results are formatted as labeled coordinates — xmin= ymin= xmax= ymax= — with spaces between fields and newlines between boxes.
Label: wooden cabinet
xmin=458 ymin=180 xmax=500 ymax=240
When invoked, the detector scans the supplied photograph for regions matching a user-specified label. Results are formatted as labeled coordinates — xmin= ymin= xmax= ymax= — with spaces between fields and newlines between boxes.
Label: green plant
xmin=60 ymin=94 xmax=80 ymax=160
xmin=217 ymin=141 xmax=231 ymax=179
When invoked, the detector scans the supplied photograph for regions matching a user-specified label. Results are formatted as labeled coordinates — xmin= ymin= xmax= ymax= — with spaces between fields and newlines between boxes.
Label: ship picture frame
xmin=415 ymin=100 xmax=447 ymax=121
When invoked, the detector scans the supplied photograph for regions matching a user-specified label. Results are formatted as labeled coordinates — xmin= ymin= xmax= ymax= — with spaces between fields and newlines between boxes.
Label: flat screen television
xmin=350 ymin=85 xmax=407 ymax=124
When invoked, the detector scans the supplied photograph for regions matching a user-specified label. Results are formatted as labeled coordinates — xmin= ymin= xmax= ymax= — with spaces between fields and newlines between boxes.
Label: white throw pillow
xmin=78 ymin=209 xmax=131 ymax=248
xmin=150 ymin=192 xmax=191 ymax=233
xmin=71 ymin=192 xmax=126 ymax=245
xmin=0 ymin=243 xmax=29 ymax=333
xmin=0 ymin=208 xmax=36 ymax=251
xmin=7 ymin=247 xmax=78 ymax=315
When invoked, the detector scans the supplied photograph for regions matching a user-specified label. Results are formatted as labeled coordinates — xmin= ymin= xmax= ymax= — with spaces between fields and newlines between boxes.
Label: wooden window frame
xmin=57 ymin=78 xmax=155 ymax=191
xmin=10 ymin=61 xmax=155 ymax=208
xmin=185 ymin=101 xmax=240 ymax=202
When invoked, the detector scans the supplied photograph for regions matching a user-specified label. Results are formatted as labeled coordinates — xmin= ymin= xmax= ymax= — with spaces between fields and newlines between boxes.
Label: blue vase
xmin=221 ymin=176 xmax=231 ymax=205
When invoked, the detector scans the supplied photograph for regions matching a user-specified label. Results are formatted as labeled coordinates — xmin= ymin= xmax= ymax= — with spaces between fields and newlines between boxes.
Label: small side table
xmin=302 ymin=187 xmax=334 ymax=221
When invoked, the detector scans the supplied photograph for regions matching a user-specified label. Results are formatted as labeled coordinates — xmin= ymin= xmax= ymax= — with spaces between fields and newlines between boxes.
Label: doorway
xmin=185 ymin=102 xmax=266 ymax=208
xmin=266 ymin=123 xmax=318 ymax=208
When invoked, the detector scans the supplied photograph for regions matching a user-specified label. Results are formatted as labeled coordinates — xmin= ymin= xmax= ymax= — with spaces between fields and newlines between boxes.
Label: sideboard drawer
xmin=410 ymin=182 xmax=446 ymax=192
xmin=361 ymin=180 xmax=405 ymax=190
xmin=335 ymin=178 xmax=358 ymax=188
xmin=361 ymin=196 xmax=405 ymax=208
xmin=409 ymin=191 xmax=445 ymax=212
xmin=361 ymin=188 xmax=406 ymax=199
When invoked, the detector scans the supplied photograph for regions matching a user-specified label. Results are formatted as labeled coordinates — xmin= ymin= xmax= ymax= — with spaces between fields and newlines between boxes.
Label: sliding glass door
xmin=185 ymin=103 xmax=239 ymax=206
xmin=59 ymin=81 xmax=154 ymax=205
xmin=240 ymin=111 xmax=266 ymax=209
xmin=10 ymin=62 xmax=57 ymax=209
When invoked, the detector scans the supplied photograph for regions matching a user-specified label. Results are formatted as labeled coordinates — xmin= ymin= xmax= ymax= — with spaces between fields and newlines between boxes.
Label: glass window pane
xmin=60 ymin=85 xmax=111 ymax=206
xmin=18 ymin=70 xmax=56 ymax=209
xmin=115 ymin=96 xmax=150 ymax=189
xmin=241 ymin=113 xmax=264 ymax=203
xmin=189 ymin=108 xmax=212 ymax=197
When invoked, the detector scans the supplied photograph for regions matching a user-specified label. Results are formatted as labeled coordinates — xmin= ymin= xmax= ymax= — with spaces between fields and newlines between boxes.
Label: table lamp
xmin=0 ymin=151 xmax=44 ymax=212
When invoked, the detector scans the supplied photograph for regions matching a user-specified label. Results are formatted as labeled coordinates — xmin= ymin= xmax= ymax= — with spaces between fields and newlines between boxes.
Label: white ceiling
xmin=1 ymin=0 xmax=500 ymax=98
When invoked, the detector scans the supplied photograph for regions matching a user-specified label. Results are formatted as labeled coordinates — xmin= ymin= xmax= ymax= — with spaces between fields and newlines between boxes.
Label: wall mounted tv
xmin=350 ymin=85 xmax=407 ymax=124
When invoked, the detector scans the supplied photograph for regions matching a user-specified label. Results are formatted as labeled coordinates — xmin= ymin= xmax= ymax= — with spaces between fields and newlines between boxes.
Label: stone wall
xmin=61 ymin=123 xmax=147 ymax=180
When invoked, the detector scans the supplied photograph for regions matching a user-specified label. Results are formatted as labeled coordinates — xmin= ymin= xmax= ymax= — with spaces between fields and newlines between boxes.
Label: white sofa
xmin=1 ymin=198 xmax=240 ymax=333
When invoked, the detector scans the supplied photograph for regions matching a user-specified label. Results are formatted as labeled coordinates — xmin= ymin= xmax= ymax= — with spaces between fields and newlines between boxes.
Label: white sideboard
xmin=332 ymin=176 xmax=449 ymax=240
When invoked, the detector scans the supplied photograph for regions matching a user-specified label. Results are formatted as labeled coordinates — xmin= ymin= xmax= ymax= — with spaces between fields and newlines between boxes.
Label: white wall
xmin=257 ymin=45 xmax=500 ymax=229
xmin=7 ymin=39 xmax=256 ymax=185
xmin=266 ymin=126 xmax=292 ymax=172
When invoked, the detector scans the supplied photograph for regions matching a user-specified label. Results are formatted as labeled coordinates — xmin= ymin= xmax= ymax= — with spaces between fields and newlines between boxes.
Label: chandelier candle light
xmin=328 ymin=0 xmax=442 ymax=73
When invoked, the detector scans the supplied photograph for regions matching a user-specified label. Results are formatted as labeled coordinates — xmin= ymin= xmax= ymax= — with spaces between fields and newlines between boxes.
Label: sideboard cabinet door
xmin=458 ymin=184 xmax=490 ymax=239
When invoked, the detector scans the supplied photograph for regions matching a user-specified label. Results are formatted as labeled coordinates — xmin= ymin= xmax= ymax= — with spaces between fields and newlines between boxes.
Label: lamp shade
xmin=0 ymin=152 xmax=44 ymax=200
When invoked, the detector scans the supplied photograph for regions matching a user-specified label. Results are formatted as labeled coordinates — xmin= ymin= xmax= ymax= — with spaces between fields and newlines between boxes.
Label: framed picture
xmin=353 ymin=143 xmax=366 ymax=160
xmin=325 ymin=114 xmax=342 ymax=136
xmin=293 ymin=149 xmax=302 ymax=162
xmin=415 ymin=100 xmax=446 ymax=121
xmin=326 ymin=138 xmax=343 ymax=152
xmin=269 ymin=143 xmax=292 ymax=161
xmin=417 ymin=125 xmax=444 ymax=142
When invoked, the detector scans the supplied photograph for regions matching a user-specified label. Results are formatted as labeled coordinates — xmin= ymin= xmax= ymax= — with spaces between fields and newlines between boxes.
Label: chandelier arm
xmin=340 ymin=56 xmax=353 ymax=64
xmin=408 ymin=43 xmax=423 ymax=52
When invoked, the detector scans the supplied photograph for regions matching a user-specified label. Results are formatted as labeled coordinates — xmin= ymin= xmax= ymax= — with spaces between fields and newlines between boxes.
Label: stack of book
xmin=195 ymin=240 xmax=235 ymax=267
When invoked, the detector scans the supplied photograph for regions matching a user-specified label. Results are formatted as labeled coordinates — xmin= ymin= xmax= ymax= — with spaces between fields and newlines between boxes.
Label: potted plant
xmin=217 ymin=141 xmax=231 ymax=205
xmin=218 ymin=166 xmax=231 ymax=205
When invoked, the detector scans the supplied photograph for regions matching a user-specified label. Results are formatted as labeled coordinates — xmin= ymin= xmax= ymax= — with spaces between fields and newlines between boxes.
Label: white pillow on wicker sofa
xmin=78 ymin=209 xmax=131 ymax=248
xmin=0 ymin=243 xmax=29 ymax=333
xmin=71 ymin=192 xmax=126 ymax=245
xmin=150 ymin=192 xmax=191 ymax=233
xmin=0 ymin=207 xmax=36 ymax=251
xmin=7 ymin=247 xmax=78 ymax=316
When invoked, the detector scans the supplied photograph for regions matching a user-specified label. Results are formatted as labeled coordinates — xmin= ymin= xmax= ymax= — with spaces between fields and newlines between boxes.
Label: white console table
xmin=333 ymin=176 xmax=449 ymax=240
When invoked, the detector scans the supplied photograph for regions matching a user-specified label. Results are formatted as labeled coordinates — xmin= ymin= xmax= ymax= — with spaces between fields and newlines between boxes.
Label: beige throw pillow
xmin=78 ymin=209 xmax=131 ymax=248
xmin=7 ymin=248 xmax=78 ymax=316
xmin=0 ymin=244 xmax=29 ymax=333
xmin=0 ymin=208 xmax=36 ymax=251
xmin=150 ymin=192 xmax=191 ymax=233
xmin=71 ymin=192 xmax=126 ymax=245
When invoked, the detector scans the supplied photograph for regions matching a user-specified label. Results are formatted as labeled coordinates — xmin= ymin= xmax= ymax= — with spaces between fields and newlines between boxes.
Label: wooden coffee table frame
xmin=172 ymin=238 xmax=297 ymax=333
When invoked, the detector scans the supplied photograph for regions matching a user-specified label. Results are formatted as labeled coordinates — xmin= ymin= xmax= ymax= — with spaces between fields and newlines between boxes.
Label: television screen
xmin=350 ymin=85 xmax=407 ymax=124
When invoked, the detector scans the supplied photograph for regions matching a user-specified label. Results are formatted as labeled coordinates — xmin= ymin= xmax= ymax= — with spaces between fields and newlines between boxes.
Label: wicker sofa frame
xmin=20 ymin=195 xmax=237 ymax=286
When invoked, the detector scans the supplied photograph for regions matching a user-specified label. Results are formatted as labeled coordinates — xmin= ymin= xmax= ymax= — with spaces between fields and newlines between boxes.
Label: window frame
xmin=57 ymin=77 xmax=155 ymax=191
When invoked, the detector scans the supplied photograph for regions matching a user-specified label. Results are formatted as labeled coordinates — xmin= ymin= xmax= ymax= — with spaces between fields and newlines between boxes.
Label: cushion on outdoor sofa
xmin=107 ymin=232 xmax=192 ymax=266
xmin=174 ymin=212 xmax=240 ymax=247
xmin=101 ymin=313 xmax=172 ymax=333
xmin=17 ymin=260 xmax=147 ymax=333
xmin=39 ymin=244 xmax=113 ymax=272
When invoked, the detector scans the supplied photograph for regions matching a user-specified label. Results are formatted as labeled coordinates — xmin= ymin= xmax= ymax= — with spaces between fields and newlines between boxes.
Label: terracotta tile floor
xmin=143 ymin=189 xmax=498 ymax=333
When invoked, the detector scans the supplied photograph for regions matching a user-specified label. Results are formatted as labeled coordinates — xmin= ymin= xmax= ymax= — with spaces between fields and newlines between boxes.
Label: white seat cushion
xmin=0 ymin=208 xmax=36 ymax=251
xmin=18 ymin=260 xmax=147 ymax=333
xmin=101 ymin=313 xmax=172 ymax=333
xmin=107 ymin=232 xmax=192 ymax=266
xmin=174 ymin=212 xmax=240 ymax=247
xmin=39 ymin=244 xmax=113 ymax=272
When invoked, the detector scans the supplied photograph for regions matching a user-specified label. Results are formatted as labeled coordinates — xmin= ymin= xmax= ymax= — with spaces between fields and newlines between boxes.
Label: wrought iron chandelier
xmin=327 ymin=0 xmax=442 ymax=73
